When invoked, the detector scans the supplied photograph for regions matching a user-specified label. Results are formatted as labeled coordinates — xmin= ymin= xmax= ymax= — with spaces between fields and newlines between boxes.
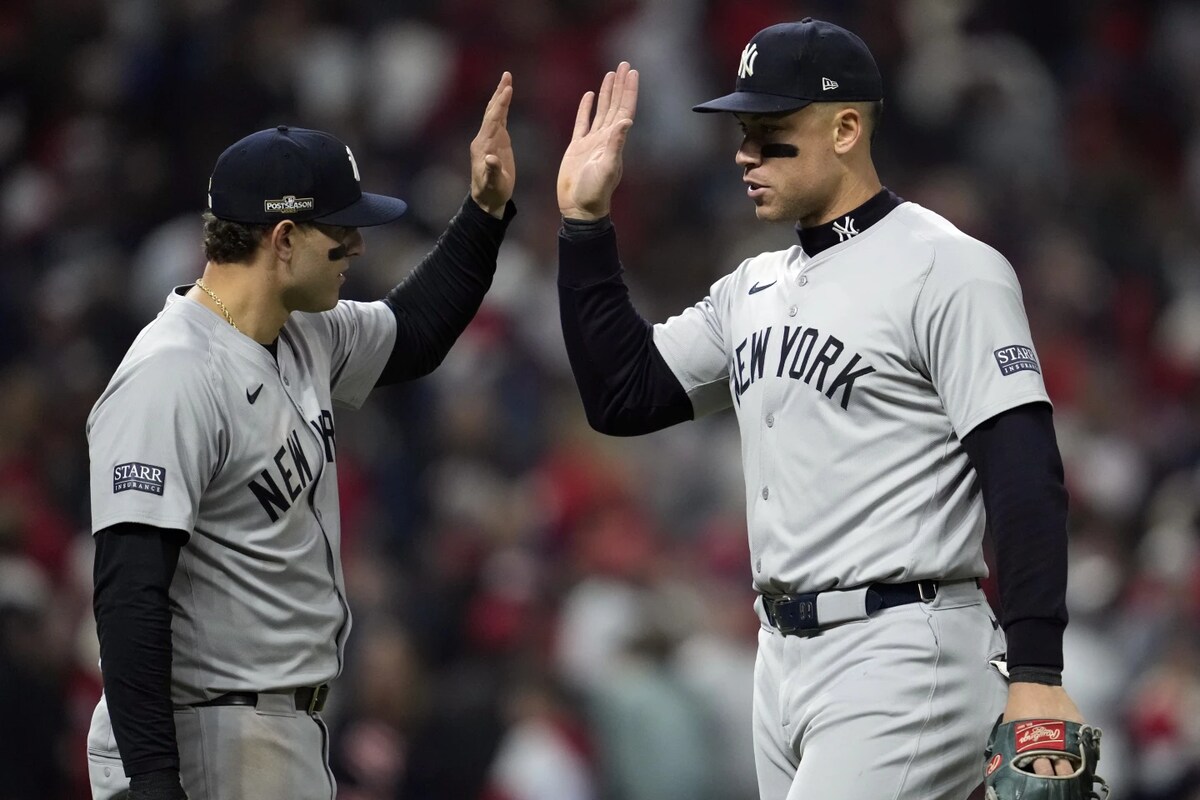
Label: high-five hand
xmin=558 ymin=62 xmax=639 ymax=221
xmin=471 ymin=72 xmax=516 ymax=219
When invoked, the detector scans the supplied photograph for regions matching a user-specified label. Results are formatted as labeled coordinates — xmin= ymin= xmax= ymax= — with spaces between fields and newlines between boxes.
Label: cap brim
xmin=313 ymin=192 xmax=408 ymax=227
xmin=692 ymin=92 xmax=814 ymax=115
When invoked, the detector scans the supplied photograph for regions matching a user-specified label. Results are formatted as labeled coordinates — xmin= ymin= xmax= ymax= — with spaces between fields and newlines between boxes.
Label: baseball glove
xmin=983 ymin=718 xmax=1110 ymax=800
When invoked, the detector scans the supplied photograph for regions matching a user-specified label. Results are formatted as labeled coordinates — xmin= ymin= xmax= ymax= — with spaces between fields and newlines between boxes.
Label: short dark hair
xmin=201 ymin=211 xmax=271 ymax=264
xmin=866 ymin=100 xmax=884 ymax=142
xmin=829 ymin=101 xmax=884 ymax=145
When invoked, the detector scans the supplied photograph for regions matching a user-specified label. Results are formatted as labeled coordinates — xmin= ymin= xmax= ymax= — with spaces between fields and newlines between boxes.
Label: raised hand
xmin=470 ymin=72 xmax=515 ymax=219
xmin=557 ymin=62 xmax=639 ymax=221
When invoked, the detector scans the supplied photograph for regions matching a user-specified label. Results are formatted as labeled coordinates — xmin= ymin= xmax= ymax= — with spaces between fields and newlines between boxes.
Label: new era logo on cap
xmin=207 ymin=125 xmax=407 ymax=227
xmin=694 ymin=18 xmax=882 ymax=115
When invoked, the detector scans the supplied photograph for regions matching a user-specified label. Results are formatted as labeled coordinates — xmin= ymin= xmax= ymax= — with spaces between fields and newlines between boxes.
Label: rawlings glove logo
xmin=1015 ymin=720 xmax=1066 ymax=753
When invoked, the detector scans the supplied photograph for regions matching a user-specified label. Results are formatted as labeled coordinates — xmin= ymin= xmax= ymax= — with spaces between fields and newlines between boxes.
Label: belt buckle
xmin=767 ymin=592 xmax=818 ymax=634
xmin=307 ymin=684 xmax=328 ymax=714
xmin=765 ymin=596 xmax=792 ymax=633
xmin=917 ymin=580 xmax=937 ymax=603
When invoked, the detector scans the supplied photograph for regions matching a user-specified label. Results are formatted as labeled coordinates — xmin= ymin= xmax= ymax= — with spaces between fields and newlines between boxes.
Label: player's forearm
xmin=93 ymin=524 xmax=187 ymax=778
xmin=558 ymin=218 xmax=693 ymax=435
xmin=377 ymin=195 xmax=516 ymax=384
xmin=961 ymin=403 xmax=1068 ymax=675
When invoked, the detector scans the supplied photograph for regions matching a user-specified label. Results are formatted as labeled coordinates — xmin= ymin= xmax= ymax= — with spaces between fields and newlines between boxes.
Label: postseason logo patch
xmin=993 ymin=344 xmax=1040 ymax=376
xmin=113 ymin=462 xmax=167 ymax=496
xmin=264 ymin=195 xmax=315 ymax=214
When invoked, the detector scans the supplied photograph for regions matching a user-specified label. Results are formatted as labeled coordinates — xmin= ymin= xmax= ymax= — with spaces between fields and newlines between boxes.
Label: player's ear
xmin=269 ymin=220 xmax=298 ymax=263
xmin=832 ymin=106 xmax=864 ymax=155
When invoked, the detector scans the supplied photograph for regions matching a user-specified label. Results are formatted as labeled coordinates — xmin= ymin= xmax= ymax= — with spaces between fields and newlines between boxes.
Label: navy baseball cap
xmin=693 ymin=18 xmax=882 ymax=115
xmin=207 ymin=125 xmax=407 ymax=226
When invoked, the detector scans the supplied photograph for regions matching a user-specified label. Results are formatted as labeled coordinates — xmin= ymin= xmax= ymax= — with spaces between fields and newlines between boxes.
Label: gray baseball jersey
xmin=652 ymin=202 xmax=1049 ymax=595
xmin=87 ymin=289 xmax=395 ymax=703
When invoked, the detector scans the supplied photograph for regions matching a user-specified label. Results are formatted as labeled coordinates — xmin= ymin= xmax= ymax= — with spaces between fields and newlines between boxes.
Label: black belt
xmin=190 ymin=684 xmax=330 ymax=714
xmin=762 ymin=580 xmax=944 ymax=635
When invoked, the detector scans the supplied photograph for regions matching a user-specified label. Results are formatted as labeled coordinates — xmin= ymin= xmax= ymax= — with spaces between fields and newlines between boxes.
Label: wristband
xmin=1006 ymin=665 xmax=1063 ymax=686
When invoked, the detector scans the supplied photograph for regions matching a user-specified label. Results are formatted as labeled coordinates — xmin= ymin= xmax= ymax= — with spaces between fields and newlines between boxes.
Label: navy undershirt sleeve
xmin=93 ymin=521 xmax=188 ymax=799
xmin=376 ymin=196 xmax=515 ymax=385
xmin=961 ymin=402 xmax=1069 ymax=677
xmin=557 ymin=218 xmax=693 ymax=436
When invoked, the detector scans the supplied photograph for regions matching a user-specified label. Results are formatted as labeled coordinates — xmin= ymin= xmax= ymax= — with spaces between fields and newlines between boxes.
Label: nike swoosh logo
xmin=247 ymin=384 xmax=263 ymax=404
xmin=748 ymin=280 xmax=777 ymax=295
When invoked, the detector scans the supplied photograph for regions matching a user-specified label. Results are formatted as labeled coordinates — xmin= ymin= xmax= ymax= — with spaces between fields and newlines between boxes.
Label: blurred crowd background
xmin=2 ymin=0 xmax=1200 ymax=798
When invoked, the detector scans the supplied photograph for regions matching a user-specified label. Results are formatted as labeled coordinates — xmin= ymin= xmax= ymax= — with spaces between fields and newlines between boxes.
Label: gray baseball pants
xmin=752 ymin=580 xmax=1009 ymax=800
xmin=88 ymin=692 xmax=336 ymax=799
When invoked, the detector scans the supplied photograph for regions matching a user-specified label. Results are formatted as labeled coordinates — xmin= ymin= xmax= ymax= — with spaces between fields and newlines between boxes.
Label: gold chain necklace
xmin=194 ymin=279 xmax=239 ymax=331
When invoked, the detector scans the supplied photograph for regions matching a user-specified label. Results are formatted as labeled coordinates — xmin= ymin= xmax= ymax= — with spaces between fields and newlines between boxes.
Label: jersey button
xmin=788 ymin=305 xmax=798 ymax=317
xmin=283 ymin=378 xmax=290 ymax=386
xmin=766 ymin=413 xmax=774 ymax=427
xmin=755 ymin=558 xmax=762 ymax=573
xmin=798 ymin=275 xmax=809 ymax=286
xmin=761 ymin=486 xmax=769 ymax=500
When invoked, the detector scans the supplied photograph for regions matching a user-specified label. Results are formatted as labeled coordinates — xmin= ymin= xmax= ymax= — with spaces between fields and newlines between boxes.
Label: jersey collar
xmin=796 ymin=188 xmax=903 ymax=256
xmin=170 ymin=284 xmax=281 ymax=357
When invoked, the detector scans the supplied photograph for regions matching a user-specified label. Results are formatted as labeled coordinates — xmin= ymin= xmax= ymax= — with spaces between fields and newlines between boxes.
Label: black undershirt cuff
xmin=562 ymin=215 xmax=614 ymax=240
xmin=558 ymin=219 xmax=623 ymax=288
xmin=130 ymin=766 xmax=188 ymax=800
xmin=1004 ymin=620 xmax=1068 ymax=677
xmin=465 ymin=193 xmax=519 ymax=228
xmin=1007 ymin=664 xmax=1064 ymax=686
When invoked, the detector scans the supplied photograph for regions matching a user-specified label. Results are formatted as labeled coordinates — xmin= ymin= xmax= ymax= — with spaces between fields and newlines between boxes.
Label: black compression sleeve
xmin=558 ymin=219 xmax=693 ymax=436
xmin=93 ymin=522 xmax=188 ymax=780
xmin=130 ymin=767 xmax=188 ymax=800
xmin=377 ymin=196 xmax=516 ymax=385
xmin=961 ymin=403 xmax=1068 ymax=673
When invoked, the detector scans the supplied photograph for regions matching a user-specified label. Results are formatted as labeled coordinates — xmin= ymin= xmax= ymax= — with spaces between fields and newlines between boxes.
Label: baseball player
xmin=555 ymin=21 xmax=1104 ymax=800
xmin=85 ymin=74 xmax=516 ymax=800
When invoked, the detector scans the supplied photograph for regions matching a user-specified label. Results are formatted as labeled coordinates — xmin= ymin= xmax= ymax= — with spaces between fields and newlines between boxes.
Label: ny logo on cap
xmin=738 ymin=42 xmax=759 ymax=79
xmin=822 ymin=77 xmax=839 ymax=91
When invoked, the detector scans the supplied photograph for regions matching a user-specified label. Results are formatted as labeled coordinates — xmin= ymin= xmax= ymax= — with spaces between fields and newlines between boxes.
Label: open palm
xmin=557 ymin=62 xmax=639 ymax=221
xmin=470 ymin=72 xmax=516 ymax=218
